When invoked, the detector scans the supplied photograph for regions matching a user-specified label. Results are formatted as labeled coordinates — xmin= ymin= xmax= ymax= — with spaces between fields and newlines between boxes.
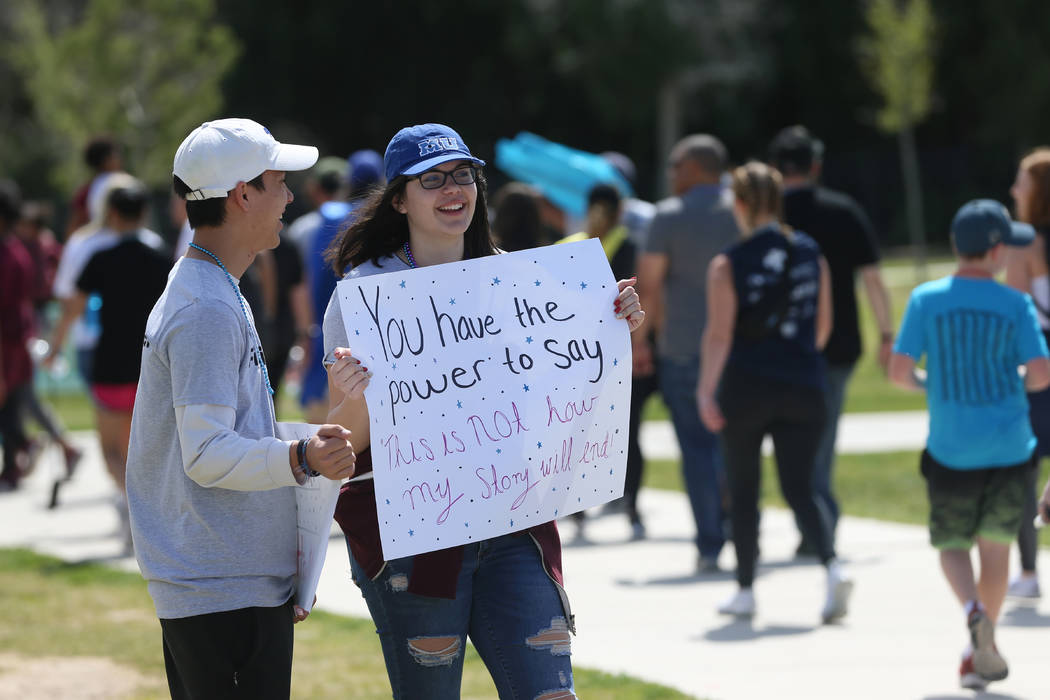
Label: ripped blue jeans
xmin=348 ymin=533 xmax=576 ymax=700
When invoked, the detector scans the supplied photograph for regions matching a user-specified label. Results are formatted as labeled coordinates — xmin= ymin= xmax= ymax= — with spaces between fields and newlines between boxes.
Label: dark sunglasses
xmin=414 ymin=166 xmax=479 ymax=190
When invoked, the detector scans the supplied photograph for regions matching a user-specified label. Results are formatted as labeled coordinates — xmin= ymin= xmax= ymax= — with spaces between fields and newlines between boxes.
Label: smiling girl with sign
xmin=323 ymin=123 xmax=643 ymax=700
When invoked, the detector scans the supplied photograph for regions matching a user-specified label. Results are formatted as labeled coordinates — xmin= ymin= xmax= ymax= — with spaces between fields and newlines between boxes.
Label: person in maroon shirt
xmin=13 ymin=201 xmax=82 ymax=489
xmin=0 ymin=181 xmax=35 ymax=490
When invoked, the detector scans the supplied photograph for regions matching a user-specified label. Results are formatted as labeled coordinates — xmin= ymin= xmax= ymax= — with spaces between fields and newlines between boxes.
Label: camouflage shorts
xmin=921 ymin=450 xmax=1033 ymax=550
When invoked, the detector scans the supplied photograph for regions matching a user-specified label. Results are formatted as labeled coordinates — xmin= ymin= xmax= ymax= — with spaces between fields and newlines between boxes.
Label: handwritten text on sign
xmin=335 ymin=239 xmax=631 ymax=559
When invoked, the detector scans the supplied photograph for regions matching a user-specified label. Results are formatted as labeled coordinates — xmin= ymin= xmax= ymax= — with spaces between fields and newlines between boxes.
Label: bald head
xmin=668 ymin=134 xmax=726 ymax=195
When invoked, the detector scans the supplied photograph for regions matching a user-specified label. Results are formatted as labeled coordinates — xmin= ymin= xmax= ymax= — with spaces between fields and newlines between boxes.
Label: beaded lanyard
xmin=402 ymin=241 xmax=418 ymax=268
xmin=188 ymin=242 xmax=275 ymax=396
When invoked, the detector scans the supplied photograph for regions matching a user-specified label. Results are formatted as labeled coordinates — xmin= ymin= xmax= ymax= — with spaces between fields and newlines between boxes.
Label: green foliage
xmin=858 ymin=0 xmax=936 ymax=133
xmin=8 ymin=0 xmax=239 ymax=190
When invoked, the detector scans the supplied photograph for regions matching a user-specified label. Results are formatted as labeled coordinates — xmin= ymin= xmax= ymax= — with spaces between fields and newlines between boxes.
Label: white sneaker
xmin=718 ymin=588 xmax=756 ymax=617
xmin=822 ymin=562 xmax=853 ymax=623
xmin=1007 ymin=573 xmax=1041 ymax=599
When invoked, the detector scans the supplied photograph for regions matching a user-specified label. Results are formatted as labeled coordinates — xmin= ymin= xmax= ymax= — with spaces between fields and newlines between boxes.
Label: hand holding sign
xmin=614 ymin=278 xmax=645 ymax=333
xmin=328 ymin=348 xmax=373 ymax=399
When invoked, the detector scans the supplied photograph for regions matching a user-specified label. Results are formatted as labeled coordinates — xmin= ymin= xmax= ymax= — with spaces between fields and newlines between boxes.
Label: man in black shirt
xmin=770 ymin=126 xmax=894 ymax=554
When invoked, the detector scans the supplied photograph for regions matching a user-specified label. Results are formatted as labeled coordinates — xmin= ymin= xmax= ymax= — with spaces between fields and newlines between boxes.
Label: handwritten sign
xmin=335 ymin=239 xmax=631 ymax=559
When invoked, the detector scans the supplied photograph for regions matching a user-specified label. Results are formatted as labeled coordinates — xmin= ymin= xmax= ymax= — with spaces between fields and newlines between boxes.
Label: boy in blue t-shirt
xmin=890 ymin=199 xmax=1050 ymax=691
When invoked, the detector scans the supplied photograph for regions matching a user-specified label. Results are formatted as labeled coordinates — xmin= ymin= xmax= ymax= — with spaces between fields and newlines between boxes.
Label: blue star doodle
xmin=456 ymin=400 xmax=463 ymax=409
xmin=449 ymin=298 xmax=456 ymax=305
xmin=534 ymin=280 xmax=541 ymax=286
xmin=510 ymin=519 xmax=514 ymax=527
xmin=392 ymin=363 xmax=397 ymax=370
xmin=537 ymin=441 xmax=542 ymax=448
xmin=385 ymin=499 xmax=390 ymax=505
xmin=580 ymin=281 xmax=587 ymax=289
xmin=492 ymin=277 xmax=501 ymax=285
xmin=525 ymin=336 xmax=533 ymax=344
xmin=399 ymin=280 xmax=406 ymax=288
xmin=610 ymin=404 xmax=615 ymax=411
xmin=409 ymin=529 xmax=414 ymax=536
xmin=613 ymin=358 xmax=618 ymax=367
xmin=355 ymin=329 xmax=360 ymax=336
xmin=523 ymin=384 xmax=530 ymax=392
xmin=496 ymin=448 xmax=502 ymax=455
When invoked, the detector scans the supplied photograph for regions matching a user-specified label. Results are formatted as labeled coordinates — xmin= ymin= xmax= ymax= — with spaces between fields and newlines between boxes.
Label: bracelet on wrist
xmin=297 ymin=438 xmax=320 ymax=478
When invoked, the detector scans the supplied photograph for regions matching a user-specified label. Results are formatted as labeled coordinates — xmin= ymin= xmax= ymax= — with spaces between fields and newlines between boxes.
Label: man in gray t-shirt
xmin=638 ymin=134 xmax=738 ymax=572
xmin=127 ymin=119 xmax=356 ymax=699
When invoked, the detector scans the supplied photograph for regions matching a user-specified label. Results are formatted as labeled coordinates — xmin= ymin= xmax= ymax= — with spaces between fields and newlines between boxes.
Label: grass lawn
xmin=644 ymin=452 xmax=1050 ymax=546
xmin=0 ymin=549 xmax=693 ymax=700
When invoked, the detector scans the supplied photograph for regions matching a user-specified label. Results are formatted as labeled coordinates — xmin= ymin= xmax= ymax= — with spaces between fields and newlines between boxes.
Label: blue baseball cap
xmin=951 ymin=199 xmax=1034 ymax=255
xmin=383 ymin=123 xmax=485 ymax=183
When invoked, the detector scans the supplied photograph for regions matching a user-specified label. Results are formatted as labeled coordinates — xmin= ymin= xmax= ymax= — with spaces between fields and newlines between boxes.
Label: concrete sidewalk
xmin=641 ymin=410 xmax=930 ymax=459
xmin=3 ymin=420 xmax=1048 ymax=700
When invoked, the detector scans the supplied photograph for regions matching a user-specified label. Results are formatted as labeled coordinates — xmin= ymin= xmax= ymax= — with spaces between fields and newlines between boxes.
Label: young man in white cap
xmin=126 ymin=118 xmax=357 ymax=699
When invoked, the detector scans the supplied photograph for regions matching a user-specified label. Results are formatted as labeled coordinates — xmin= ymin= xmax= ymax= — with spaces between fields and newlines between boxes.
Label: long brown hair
xmin=326 ymin=170 xmax=496 ymax=274
xmin=1019 ymin=148 xmax=1050 ymax=229
xmin=730 ymin=161 xmax=785 ymax=233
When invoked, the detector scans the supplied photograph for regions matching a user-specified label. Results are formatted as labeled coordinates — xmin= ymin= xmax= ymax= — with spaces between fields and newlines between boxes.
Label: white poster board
xmin=277 ymin=422 xmax=342 ymax=612
xmin=334 ymin=239 xmax=631 ymax=560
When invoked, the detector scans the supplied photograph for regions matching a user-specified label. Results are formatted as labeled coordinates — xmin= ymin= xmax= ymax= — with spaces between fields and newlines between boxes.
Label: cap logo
xmin=418 ymin=136 xmax=458 ymax=156
xmin=990 ymin=229 xmax=1001 ymax=244
xmin=263 ymin=126 xmax=271 ymax=135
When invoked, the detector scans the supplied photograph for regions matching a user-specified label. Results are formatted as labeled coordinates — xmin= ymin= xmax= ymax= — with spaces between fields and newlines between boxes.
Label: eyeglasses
xmin=414 ymin=166 xmax=478 ymax=190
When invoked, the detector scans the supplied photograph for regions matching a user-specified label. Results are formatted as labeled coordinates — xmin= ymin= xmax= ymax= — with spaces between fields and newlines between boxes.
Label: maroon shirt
xmin=0 ymin=236 xmax=35 ymax=387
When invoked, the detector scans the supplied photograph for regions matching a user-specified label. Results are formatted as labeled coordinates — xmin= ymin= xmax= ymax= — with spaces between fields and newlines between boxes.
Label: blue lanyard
xmin=188 ymin=242 xmax=275 ymax=396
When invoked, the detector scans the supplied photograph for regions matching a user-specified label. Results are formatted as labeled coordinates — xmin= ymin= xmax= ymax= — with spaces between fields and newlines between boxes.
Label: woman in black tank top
xmin=697 ymin=161 xmax=852 ymax=623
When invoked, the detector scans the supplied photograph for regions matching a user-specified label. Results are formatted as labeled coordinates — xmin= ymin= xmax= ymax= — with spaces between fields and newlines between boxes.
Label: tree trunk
xmin=898 ymin=126 xmax=926 ymax=282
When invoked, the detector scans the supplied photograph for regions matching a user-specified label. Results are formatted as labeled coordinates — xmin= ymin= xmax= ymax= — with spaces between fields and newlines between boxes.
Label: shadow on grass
xmin=700 ymin=617 xmax=813 ymax=642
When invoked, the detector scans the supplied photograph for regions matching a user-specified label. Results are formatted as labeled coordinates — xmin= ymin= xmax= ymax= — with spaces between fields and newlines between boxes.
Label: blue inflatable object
xmin=494 ymin=132 xmax=634 ymax=218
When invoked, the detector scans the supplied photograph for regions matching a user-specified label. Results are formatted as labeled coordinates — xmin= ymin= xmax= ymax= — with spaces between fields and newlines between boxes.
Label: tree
xmin=9 ymin=0 xmax=239 ymax=190
xmin=858 ymin=0 xmax=936 ymax=275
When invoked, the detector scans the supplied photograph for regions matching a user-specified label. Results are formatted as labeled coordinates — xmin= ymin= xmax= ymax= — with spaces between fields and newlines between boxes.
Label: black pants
xmin=624 ymin=369 xmax=660 ymax=522
xmin=0 ymin=382 xmax=31 ymax=485
xmin=160 ymin=601 xmax=294 ymax=700
xmin=718 ymin=369 xmax=834 ymax=588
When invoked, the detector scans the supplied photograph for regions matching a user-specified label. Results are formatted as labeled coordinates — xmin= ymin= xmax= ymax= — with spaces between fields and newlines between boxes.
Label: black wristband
xmin=298 ymin=438 xmax=320 ymax=478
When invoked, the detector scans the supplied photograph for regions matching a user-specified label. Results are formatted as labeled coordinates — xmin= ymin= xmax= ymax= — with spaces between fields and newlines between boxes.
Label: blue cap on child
xmin=951 ymin=199 xmax=1035 ymax=255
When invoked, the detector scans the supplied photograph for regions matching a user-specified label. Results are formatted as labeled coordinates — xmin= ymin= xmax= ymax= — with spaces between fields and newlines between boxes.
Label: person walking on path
xmin=127 ymin=118 xmax=357 ymax=699
xmin=1005 ymin=147 xmax=1050 ymax=600
xmin=890 ymin=199 xmax=1050 ymax=691
xmin=64 ymin=180 xmax=170 ymax=546
xmin=0 ymin=181 xmax=35 ymax=491
xmin=563 ymin=184 xmax=654 ymax=540
xmin=638 ymin=134 xmax=738 ymax=572
xmin=769 ymin=125 xmax=894 ymax=556
xmin=323 ymin=123 xmax=644 ymax=699
xmin=697 ymin=161 xmax=851 ymax=622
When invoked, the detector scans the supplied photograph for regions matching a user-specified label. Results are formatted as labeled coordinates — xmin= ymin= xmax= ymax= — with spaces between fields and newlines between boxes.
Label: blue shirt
xmin=300 ymin=200 xmax=358 ymax=405
xmin=726 ymin=225 xmax=825 ymax=389
xmin=895 ymin=276 xmax=1048 ymax=469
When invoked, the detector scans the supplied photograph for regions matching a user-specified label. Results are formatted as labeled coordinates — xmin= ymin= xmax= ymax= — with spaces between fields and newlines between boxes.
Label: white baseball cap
xmin=173 ymin=118 xmax=319 ymax=200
